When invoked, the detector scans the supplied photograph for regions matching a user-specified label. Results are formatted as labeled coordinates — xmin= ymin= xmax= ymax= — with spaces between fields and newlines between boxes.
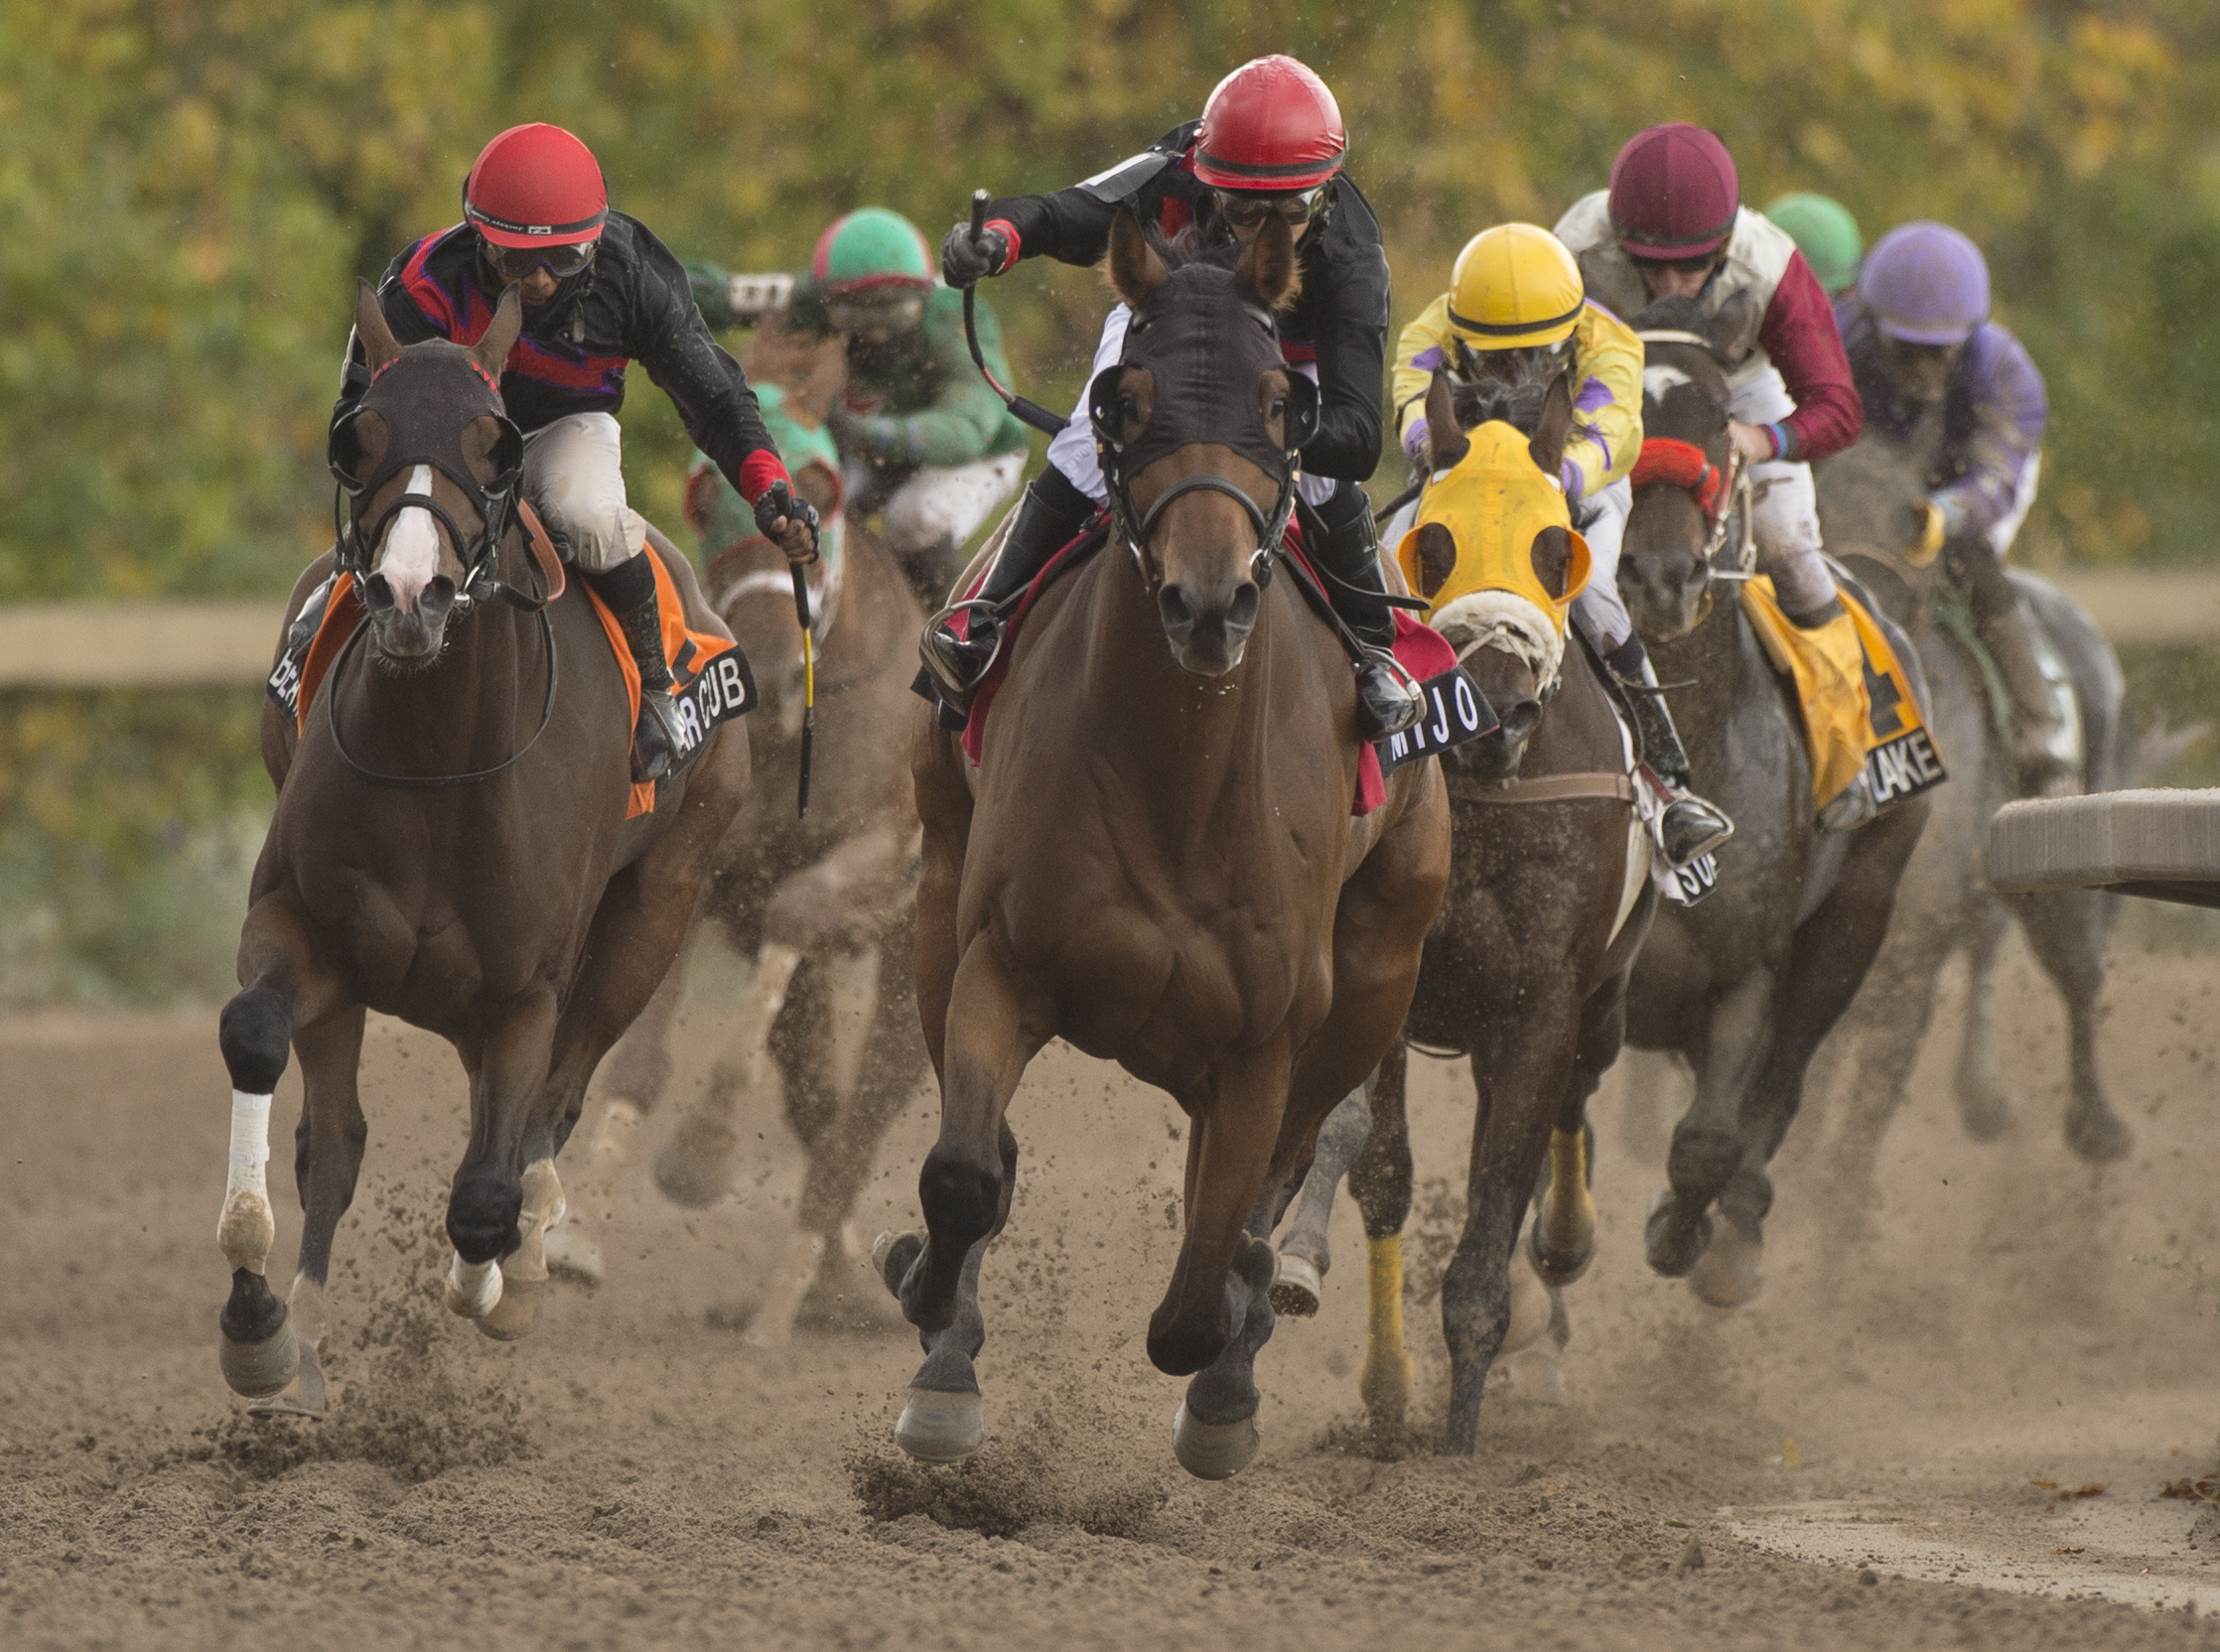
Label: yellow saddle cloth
xmin=1737 ymin=577 xmax=1946 ymax=819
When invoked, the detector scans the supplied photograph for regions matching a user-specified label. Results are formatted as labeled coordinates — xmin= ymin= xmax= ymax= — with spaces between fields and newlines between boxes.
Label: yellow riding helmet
xmin=1447 ymin=223 xmax=1586 ymax=351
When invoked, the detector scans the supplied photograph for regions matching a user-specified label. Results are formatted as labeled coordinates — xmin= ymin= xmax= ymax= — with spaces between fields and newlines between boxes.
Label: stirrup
xmin=631 ymin=687 xmax=686 ymax=784
xmin=1646 ymin=772 xmax=1734 ymax=870
xmin=1355 ymin=647 xmax=1425 ymax=741
xmin=917 ymin=599 xmax=1006 ymax=708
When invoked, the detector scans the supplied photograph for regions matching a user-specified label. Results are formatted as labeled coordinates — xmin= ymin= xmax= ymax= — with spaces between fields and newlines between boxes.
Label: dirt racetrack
xmin=7 ymin=938 xmax=2220 ymax=1651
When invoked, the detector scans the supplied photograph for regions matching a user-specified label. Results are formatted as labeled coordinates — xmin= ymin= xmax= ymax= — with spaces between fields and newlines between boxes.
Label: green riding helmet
xmin=811 ymin=206 xmax=935 ymax=294
xmin=1764 ymin=193 xmax=1864 ymax=297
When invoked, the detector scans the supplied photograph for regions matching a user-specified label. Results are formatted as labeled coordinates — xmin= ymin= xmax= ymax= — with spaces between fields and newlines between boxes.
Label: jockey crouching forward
xmin=1555 ymin=124 xmax=1868 ymax=690
xmin=1393 ymin=222 xmax=1734 ymax=868
xmin=689 ymin=207 xmax=1030 ymax=611
xmin=1840 ymin=221 xmax=2065 ymax=788
xmin=333 ymin=122 xmax=819 ymax=782
xmin=920 ymin=54 xmax=1423 ymax=741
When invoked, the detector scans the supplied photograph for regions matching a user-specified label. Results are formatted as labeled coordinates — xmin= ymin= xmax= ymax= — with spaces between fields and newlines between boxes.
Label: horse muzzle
xmin=1159 ymin=578 xmax=1260 ymax=677
xmin=1618 ymin=557 xmax=1708 ymax=644
xmin=1448 ymin=696 xmax=1542 ymax=782
xmin=362 ymin=571 xmax=457 ymax=661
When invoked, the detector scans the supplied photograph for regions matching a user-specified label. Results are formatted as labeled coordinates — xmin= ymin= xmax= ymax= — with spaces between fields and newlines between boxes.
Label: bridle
xmin=1632 ymin=329 xmax=1755 ymax=590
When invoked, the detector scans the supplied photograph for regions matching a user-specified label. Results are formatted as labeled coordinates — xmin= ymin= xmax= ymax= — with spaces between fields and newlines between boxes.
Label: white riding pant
xmin=1988 ymin=450 xmax=2041 ymax=560
xmin=523 ymin=411 xmax=646 ymax=573
xmin=1569 ymin=477 xmax=1632 ymax=653
xmin=1730 ymin=366 xmax=1836 ymax=616
xmin=856 ymin=451 xmax=1028 ymax=558
xmin=1047 ymin=304 xmax=1339 ymax=508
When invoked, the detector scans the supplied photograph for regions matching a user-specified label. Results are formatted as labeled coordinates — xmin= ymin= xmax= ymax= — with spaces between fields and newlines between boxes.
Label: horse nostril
xmin=1502 ymin=700 xmax=1544 ymax=741
xmin=1158 ymin=585 xmax=1195 ymax=636
xmin=418 ymin=576 xmax=457 ymax=629
xmin=361 ymin=575 xmax=396 ymax=616
xmin=1225 ymin=581 xmax=1260 ymax=633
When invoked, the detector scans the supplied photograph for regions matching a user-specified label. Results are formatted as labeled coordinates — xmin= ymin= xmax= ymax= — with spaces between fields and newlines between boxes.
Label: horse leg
xmin=214 ymin=896 xmax=345 ymax=1400
xmin=249 ymin=1006 xmax=366 ymax=1418
xmin=544 ymin=944 xmax=685 ymax=1286
xmin=2014 ymin=888 xmax=2129 ymax=1163
xmin=443 ymin=990 xmax=561 ymax=1328
xmin=1814 ymin=932 xmax=1951 ymax=1254
xmin=1344 ymin=1040 xmax=1416 ymax=1433
xmin=1955 ymin=899 xmax=2012 ymax=1141
xmin=1647 ymin=968 xmax=1772 ymax=1280
xmin=1268 ymin=1075 xmax=1374 ymax=1318
xmin=652 ymin=939 xmax=803 ymax=1209
xmin=878 ymin=935 xmax=1044 ymax=1462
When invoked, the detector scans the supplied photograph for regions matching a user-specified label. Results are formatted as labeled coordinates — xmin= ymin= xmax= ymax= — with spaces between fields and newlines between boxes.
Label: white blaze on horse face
xmin=1642 ymin=363 xmax=1694 ymax=406
xmin=380 ymin=466 xmax=442 ymax=615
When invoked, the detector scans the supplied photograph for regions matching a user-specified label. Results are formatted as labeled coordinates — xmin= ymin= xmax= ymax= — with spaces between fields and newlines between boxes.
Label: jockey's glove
xmin=755 ymin=481 xmax=821 ymax=563
xmin=940 ymin=221 xmax=1011 ymax=288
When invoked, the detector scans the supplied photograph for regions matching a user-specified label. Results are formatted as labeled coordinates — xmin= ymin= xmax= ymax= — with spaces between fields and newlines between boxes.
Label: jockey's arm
xmin=1749 ymin=249 xmax=1863 ymax=464
xmin=1933 ymin=325 xmax=2048 ymax=544
xmin=1390 ymin=295 xmax=1457 ymax=464
xmin=1564 ymin=303 xmax=1644 ymax=498
xmin=838 ymin=291 xmax=1018 ymax=469
xmin=979 ymin=125 xmax=1200 ymax=271
xmin=1298 ymin=206 xmax=1391 ymax=482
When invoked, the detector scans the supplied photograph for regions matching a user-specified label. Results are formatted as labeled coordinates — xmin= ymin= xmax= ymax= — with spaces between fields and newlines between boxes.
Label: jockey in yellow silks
xmin=1392 ymin=223 xmax=1733 ymax=868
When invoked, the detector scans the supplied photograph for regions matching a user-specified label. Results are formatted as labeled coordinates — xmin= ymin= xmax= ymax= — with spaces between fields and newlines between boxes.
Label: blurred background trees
xmin=4 ymin=0 xmax=2216 ymax=999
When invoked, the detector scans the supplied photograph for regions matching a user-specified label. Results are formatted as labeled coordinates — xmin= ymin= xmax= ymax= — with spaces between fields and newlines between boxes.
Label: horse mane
xmin=1450 ymin=376 xmax=1550 ymax=439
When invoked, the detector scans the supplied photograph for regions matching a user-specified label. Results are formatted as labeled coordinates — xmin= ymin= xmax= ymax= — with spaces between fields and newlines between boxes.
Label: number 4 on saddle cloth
xmin=268 ymin=510 xmax=755 ymax=820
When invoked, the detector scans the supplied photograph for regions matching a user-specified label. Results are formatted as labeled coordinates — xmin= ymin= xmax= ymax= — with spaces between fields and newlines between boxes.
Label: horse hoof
xmin=1956 ymin=1086 xmax=2012 ymax=1143
xmin=219 ymin=1317 xmax=299 ymax=1401
xmin=651 ymin=1115 xmax=740 ymax=1210
xmin=1172 ymin=1402 xmax=1259 ymax=1480
xmin=1490 ymin=1346 xmax=1569 ymax=1407
xmin=477 ymin=1275 xmax=546 ymax=1340
xmin=1269 ymin=1251 xmax=1322 ymax=1318
xmin=1644 ymin=1189 xmax=1713 ymax=1279
xmin=542 ymin=1224 xmax=605 ymax=1288
xmin=1688 ymin=1220 xmax=1763 ymax=1308
xmin=2066 ymin=1106 xmax=2131 ymax=1165
xmin=895 ymin=1387 xmax=984 ymax=1464
xmin=444 ymin=1253 xmax=502 ymax=1319
xmin=872 ymin=1231 xmax=923 ymax=1299
xmin=1526 ymin=1221 xmax=1594 ymax=1288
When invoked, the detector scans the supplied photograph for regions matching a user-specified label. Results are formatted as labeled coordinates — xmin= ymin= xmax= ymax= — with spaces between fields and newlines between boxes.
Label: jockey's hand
xmin=940 ymin=220 xmax=1011 ymax=288
xmin=755 ymin=482 xmax=820 ymax=564
xmin=1727 ymin=421 xmax=1776 ymax=466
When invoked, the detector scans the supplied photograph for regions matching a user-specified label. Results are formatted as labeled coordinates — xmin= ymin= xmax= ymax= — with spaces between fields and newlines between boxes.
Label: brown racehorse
xmin=210 ymin=283 xmax=749 ymax=1413
xmin=1271 ymin=367 xmax=1657 ymax=1454
xmin=875 ymin=210 xmax=1451 ymax=1478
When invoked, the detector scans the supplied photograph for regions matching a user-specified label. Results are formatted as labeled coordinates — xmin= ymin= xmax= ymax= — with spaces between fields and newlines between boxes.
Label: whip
xmin=963 ymin=189 xmax=1068 ymax=436
xmin=790 ymin=563 xmax=814 ymax=818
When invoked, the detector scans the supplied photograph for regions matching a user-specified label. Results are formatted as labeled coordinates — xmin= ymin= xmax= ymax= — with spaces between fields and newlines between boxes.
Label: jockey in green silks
xmin=689 ymin=207 xmax=1029 ymax=609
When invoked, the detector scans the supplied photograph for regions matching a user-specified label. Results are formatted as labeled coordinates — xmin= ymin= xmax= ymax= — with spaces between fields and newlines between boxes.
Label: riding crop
xmin=963 ymin=190 xmax=1068 ymax=437
xmin=790 ymin=563 xmax=814 ymax=818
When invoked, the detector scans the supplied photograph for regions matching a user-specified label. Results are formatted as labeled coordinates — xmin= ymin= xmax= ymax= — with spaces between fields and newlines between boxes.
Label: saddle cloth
xmin=1737 ymin=575 xmax=1945 ymax=822
xmin=945 ymin=518 xmax=1461 ymax=817
xmin=268 ymin=541 xmax=754 ymax=819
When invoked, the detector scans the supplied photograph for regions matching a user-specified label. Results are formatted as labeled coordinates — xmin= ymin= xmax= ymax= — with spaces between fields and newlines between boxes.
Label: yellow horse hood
xmin=1394 ymin=420 xmax=1591 ymax=682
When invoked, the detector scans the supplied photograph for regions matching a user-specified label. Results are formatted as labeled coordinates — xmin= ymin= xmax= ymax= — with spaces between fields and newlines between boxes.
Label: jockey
xmin=333 ymin=123 xmax=819 ymax=783
xmin=920 ymin=55 xmax=1423 ymax=740
xmin=1765 ymin=193 xmax=1864 ymax=299
xmin=689 ymin=207 xmax=1031 ymax=609
xmin=1839 ymin=221 xmax=2064 ymax=786
xmin=1392 ymin=223 xmax=1734 ymax=867
xmin=1555 ymin=125 xmax=1865 ymax=655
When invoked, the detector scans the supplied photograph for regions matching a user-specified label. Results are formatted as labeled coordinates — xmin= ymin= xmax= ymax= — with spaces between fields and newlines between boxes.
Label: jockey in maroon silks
xmin=920 ymin=56 xmax=1424 ymax=742
xmin=332 ymin=123 xmax=819 ymax=782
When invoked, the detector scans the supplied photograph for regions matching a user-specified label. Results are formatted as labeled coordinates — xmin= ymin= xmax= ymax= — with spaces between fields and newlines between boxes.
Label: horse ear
xmin=1425 ymin=367 xmax=1469 ymax=471
xmin=353 ymin=278 xmax=404 ymax=374
xmin=1529 ymin=367 xmax=1576 ymax=483
xmin=1235 ymin=212 xmax=1303 ymax=313
xmin=1108 ymin=207 xmax=1168 ymax=308
xmin=471 ymin=282 xmax=524 ymax=383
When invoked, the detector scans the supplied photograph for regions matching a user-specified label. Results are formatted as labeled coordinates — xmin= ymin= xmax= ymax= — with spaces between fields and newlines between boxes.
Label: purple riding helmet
xmin=1858 ymin=221 xmax=1990 ymax=345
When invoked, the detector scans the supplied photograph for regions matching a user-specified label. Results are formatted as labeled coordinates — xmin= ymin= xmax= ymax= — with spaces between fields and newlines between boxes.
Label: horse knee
xmin=1667 ymin=1125 xmax=1740 ymax=1198
xmin=447 ymin=1170 xmax=523 ymax=1265
xmin=219 ymin=984 xmax=291 ymax=1095
xmin=917 ymin=1146 xmax=999 ymax=1248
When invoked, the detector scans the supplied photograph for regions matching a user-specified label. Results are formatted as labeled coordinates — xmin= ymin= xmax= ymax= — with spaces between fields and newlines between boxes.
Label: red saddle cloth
xmin=954 ymin=519 xmax=1455 ymax=816
xmin=282 ymin=543 xmax=746 ymax=820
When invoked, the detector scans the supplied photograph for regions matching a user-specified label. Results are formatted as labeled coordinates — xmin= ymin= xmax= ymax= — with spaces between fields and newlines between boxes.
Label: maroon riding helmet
xmin=1607 ymin=123 xmax=1740 ymax=261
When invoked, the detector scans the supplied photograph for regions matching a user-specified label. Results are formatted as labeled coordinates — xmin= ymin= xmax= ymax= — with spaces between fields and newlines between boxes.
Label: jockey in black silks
xmin=325 ymin=122 xmax=819 ymax=783
xmin=920 ymin=55 xmax=1424 ymax=743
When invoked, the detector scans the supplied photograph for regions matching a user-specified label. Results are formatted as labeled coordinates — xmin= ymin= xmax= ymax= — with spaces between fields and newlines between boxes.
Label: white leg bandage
xmin=218 ymin=1091 xmax=275 ymax=1273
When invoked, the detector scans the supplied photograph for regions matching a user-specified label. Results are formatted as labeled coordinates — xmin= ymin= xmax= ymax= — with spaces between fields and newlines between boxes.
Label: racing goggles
xmin=1213 ymin=188 xmax=1325 ymax=229
xmin=482 ymin=234 xmax=599 ymax=282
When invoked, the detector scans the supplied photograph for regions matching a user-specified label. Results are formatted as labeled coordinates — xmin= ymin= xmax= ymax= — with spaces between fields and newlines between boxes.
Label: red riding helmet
xmin=1192 ymin=56 xmax=1346 ymax=192
xmin=1607 ymin=123 xmax=1739 ymax=261
xmin=463 ymin=123 xmax=609 ymax=248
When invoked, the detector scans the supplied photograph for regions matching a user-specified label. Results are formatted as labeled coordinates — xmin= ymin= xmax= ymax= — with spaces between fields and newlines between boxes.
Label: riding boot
xmin=1946 ymin=540 xmax=2072 ymax=791
xmin=1308 ymin=483 xmax=1424 ymax=741
xmin=584 ymin=554 xmax=688 ymax=783
xmin=1604 ymin=635 xmax=1734 ymax=869
xmin=919 ymin=467 xmax=1096 ymax=709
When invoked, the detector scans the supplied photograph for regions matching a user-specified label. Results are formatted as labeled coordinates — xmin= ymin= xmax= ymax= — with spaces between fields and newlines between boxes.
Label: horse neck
xmin=1653 ymin=580 xmax=1760 ymax=726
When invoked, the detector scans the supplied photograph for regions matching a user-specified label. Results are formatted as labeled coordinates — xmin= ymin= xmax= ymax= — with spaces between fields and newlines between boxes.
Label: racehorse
xmin=549 ymin=421 xmax=928 ymax=1350
xmin=878 ymin=209 xmax=1452 ymax=1477
xmin=1802 ymin=419 xmax=2156 ymax=1225
xmin=211 ymin=283 xmax=749 ymax=1413
xmin=1269 ymin=366 xmax=1656 ymax=1454
xmin=1615 ymin=298 xmax=1929 ymax=1306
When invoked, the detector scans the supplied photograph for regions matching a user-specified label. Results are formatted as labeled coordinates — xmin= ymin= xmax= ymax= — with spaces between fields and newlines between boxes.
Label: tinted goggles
xmin=483 ymin=235 xmax=598 ymax=282
xmin=1213 ymin=188 xmax=1324 ymax=229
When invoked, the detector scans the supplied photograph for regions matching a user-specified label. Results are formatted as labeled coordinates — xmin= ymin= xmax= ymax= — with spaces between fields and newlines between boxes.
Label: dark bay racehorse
xmin=1615 ymin=300 xmax=1928 ymax=1306
xmin=212 ymin=283 xmax=749 ymax=1412
xmin=879 ymin=210 xmax=1452 ymax=1477
xmin=1269 ymin=368 xmax=1655 ymax=1454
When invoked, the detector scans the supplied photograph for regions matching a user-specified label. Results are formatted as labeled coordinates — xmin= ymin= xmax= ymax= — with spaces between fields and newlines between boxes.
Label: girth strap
xmin=1450 ymin=770 xmax=1637 ymax=805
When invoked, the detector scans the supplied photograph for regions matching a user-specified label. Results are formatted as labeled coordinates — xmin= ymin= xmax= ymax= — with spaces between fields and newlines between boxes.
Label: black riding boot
xmin=585 ymin=554 xmax=688 ymax=783
xmin=1944 ymin=538 xmax=2071 ymax=790
xmin=1307 ymin=483 xmax=1423 ymax=741
xmin=919 ymin=467 xmax=1097 ymax=708
xmin=1604 ymin=634 xmax=1735 ymax=870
